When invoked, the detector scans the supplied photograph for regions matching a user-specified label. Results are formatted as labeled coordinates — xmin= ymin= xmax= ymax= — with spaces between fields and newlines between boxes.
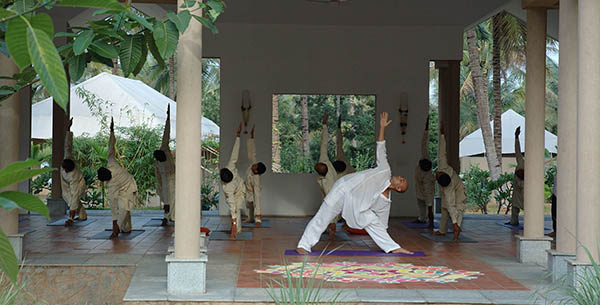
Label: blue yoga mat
xmin=285 ymin=249 xmax=426 ymax=257
xmin=401 ymin=221 xmax=439 ymax=229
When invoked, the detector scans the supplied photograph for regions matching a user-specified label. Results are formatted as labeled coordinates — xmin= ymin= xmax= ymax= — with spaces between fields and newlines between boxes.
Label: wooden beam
xmin=522 ymin=0 xmax=559 ymax=9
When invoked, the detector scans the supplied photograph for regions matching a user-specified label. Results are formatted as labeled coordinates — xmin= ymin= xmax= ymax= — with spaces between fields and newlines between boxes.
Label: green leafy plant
xmin=0 ymin=160 xmax=52 ymax=283
xmin=462 ymin=165 xmax=492 ymax=214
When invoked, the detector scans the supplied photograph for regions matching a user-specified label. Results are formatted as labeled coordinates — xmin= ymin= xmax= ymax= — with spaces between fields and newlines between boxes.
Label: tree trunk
xmin=168 ymin=57 xmax=175 ymax=100
xmin=492 ymin=13 xmax=503 ymax=172
xmin=349 ymin=96 xmax=357 ymax=148
xmin=466 ymin=28 xmax=502 ymax=180
xmin=301 ymin=96 xmax=310 ymax=157
xmin=112 ymin=59 xmax=118 ymax=75
xmin=272 ymin=95 xmax=281 ymax=172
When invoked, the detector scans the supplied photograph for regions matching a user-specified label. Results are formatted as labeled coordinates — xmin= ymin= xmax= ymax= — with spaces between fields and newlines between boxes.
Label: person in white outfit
xmin=296 ymin=112 xmax=413 ymax=255
xmin=433 ymin=128 xmax=466 ymax=241
xmin=414 ymin=116 xmax=435 ymax=227
xmin=220 ymin=123 xmax=246 ymax=239
xmin=507 ymin=127 xmax=524 ymax=226
xmin=154 ymin=106 xmax=176 ymax=226
xmin=97 ymin=118 xmax=138 ymax=239
xmin=61 ymin=118 xmax=88 ymax=226
xmin=243 ymin=125 xmax=267 ymax=225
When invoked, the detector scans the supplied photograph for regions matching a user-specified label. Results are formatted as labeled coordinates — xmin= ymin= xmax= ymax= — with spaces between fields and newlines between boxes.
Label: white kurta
xmin=244 ymin=138 xmax=262 ymax=216
xmin=61 ymin=131 xmax=87 ymax=219
xmin=438 ymin=135 xmax=466 ymax=233
xmin=222 ymin=136 xmax=245 ymax=232
xmin=297 ymin=140 xmax=401 ymax=253
xmin=316 ymin=124 xmax=337 ymax=196
xmin=414 ymin=128 xmax=435 ymax=221
xmin=106 ymin=132 xmax=137 ymax=232
xmin=155 ymin=117 xmax=176 ymax=221
xmin=512 ymin=136 xmax=524 ymax=210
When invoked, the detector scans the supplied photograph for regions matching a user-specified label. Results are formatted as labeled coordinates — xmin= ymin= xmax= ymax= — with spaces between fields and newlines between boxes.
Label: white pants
xmin=297 ymin=200 xmax=401 ymax=253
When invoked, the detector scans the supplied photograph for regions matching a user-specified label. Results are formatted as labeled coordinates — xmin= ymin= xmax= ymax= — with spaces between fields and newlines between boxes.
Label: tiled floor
xmin=20 ymin=211 xmax=551 ymax=294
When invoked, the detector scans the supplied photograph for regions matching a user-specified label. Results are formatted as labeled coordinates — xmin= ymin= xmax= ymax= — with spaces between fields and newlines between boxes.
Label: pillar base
xmin=516 ymin=235 xmax=552 ymax=266
xmin=47 ymin=198 xmax=67 ymax=219
xmin=166 ymin=253 xmax=208 ymax=295
xmin=8 ymin=232 xmax=26 ymax=264
xmin=547 ymin=250 xmax=576 ymax=282
xmin=566 ymin=258 xmax=594 ymax=289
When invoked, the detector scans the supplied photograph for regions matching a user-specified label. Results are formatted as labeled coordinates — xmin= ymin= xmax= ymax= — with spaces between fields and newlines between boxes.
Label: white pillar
xmin=575 ymin=0 xmax=600 ymax=264
xmin=517 ymin=8 xmax=552 ymax=266
xmin=0 ymin=54 xmax=21 ymax=236
xmin=167 ymin=0 xmax=207 ymax=295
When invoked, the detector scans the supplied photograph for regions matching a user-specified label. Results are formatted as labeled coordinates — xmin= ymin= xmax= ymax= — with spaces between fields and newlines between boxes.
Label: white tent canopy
xmin=32 ymin=72 xmax=220 ymax=140
xmin=459 ymin=109 xmax=557 ymax=158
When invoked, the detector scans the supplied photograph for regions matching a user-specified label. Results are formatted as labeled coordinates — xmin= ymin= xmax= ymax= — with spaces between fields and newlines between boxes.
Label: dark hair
xmin=97 ymin=167 xmax=112 ymax=181
xmin=333 ymin=160 xmax=347 ymax=173
xmin=154 ymin=150 xmax=167 ymax=162
xmin=314 ymin=163 xmax=328 ymax=176
xmin=437 ymin=173 xmax=451 ymax=187
xmin=256 ymin=162 xmax=266 ymax=175
xmin=220 ymin=168 xmax=233 ymax=183
xmin=515 ymin=168 xmax=525 ymax=180
xmin=419 ymin=159 xmax=432 ymax=171
xmin=62 ymin=159 xmax=75 ymax=173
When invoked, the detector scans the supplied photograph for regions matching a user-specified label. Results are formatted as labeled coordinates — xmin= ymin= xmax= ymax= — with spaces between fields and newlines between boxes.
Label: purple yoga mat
xmin=284 ymin=249 xmax=426 ymax=257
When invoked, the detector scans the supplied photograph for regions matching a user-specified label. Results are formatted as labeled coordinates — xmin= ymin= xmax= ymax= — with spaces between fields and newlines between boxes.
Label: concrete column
xmin=575 ymin=0 xmax=600 ymax=263
xmin=436 ymin=60 xmax=461 ymax=173
xmin=0 ymin=54 xmax=20 ymax=235
xmin=548 ymin=1 xmax=578 ymax=279
xmin=517 ymin=8 xmax=552 ymax=266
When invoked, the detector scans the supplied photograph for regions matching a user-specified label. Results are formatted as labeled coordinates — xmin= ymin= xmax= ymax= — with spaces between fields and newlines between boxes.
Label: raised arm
xmin=161 ymin=105 xmax=171 ymax=151
xmin=108 ymin=118 xmax=116 ymax=160
xmin=376 ymin=112 xmax=392 ymax=169
xmin=226 ymin=124 xmax=242 ymax=169
xmin=248 ymin=125 xmax=256 ymax=164
xmin=319 ymin=114 xmax=329 ymax=163
xmin=420 ymin=116 xmax=430 ymax=158
xmin=514 ymin=127 xmax=523 ymax=169
xmin=377 ymin=112 xmax=391 ymax=142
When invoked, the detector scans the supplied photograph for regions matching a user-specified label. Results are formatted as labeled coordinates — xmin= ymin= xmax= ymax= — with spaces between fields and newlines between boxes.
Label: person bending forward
xmin=297 ymin=112 xmax=413 ymax=255
xmin=62 ymin=118 xmax=88 ymax=226
xmin=244 ymin=125 xmax=266 ymax=225
xmin=154 ymin=106 xmax=176 ymax=226
xmin=220 ymin=123 xmax=246 ymax=239
xmin=414 ymin=115 xmax=435 ymax=227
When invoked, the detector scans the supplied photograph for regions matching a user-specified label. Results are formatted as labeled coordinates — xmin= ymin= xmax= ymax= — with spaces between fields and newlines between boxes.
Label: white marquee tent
xmin=459 ymin=109 xmax=557 ymax=157
xmin=32 ymin=72 xmax=220 ymax=140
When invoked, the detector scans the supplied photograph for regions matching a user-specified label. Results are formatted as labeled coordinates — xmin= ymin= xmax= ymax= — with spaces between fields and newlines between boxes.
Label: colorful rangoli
xmin=255 ymin=262 xmax=483 ymax=284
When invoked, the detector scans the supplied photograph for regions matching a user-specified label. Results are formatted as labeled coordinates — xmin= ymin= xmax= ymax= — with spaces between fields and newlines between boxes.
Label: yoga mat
xmin=495 ymin=221 xmax=552 ymax=232
xmin=210 ymin=231 xmax=252 ymax=240
xmin=142 ymin=218 xmax=173 ymax=227
xmin=242 ymin=219 xmax=271 ymax=228
xmin=284 ymin=249 xmax=426 ymax=257
xmin=47 ymin=218 xmax=97 ymax=227
xmin=88 ymin=229 xmax=145 ymax=240
xmin=401 ymin=221 xmax=439 ymax=229
xmin=419 ymin=232 xmax=477 ymax=243
xmin=320 ymin=231 xmax=351 ymax=241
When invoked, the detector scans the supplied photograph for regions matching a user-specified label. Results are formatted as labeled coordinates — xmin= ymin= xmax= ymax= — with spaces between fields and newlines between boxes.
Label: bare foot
xmin=296 ymin=248 xmax=310 ymax=255
xmin=391 ymin=248 xmax=414 ymax=255
xmin=545 ymin=232 xmax=556 ymax=238
xmin=432 ymin=231 xmax=445 ymax=236
xmin=160 ymin=218 xmax=169 ymax=226
xmin=64 ymin=219 xmax=74 ymax=227
xmin=255 ymin=221 xmax=262 ymax=227
xmin=109 ymin=231 xmax=119 ymax=239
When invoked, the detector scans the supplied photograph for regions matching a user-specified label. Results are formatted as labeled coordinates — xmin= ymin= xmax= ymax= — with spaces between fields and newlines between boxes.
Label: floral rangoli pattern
xmin=255 ymin=262 xmax=483 ymax=284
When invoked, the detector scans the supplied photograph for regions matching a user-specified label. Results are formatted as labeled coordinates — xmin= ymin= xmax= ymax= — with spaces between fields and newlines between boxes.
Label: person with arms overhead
xmin=154 ymin=106 xmax=176 ymax=226
xmin=507 ymin=127 xmax=524 ymax=226
xmin=414 ymin=116 xmax=435 ymax=228
xmin=61 ymin=118 xmax=88 ymax=226
xmin=220 ymin=123 xmax=246 ymax=239
xmin=243 ymin=125 xmax=267 ymax=226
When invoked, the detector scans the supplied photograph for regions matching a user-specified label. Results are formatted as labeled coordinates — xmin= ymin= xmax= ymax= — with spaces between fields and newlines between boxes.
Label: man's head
xmin=332 ymin=160 xmax=347 ymax=173
xmin=314 ymin=163 xmax=328 ymax=176
xmin=389 ymin=176 xmax=408 ymax=193
xmin=515 ymin=168 xmax=524 ymax=180
xmin=436 ymin=171 xmax=451 ymax=187
xmin=252 ymin=162 xmax=267 ymax=175
xmin=419 ymin=159 xmax=432 ymax=172
xmin=62 ymin=159 xmax=75 ymax=173
xmin=220 ymin=168 xmax=233 ymax=183
xmin=97 ymin=167 xmax=112 ymax=182
xmin=153 ymin=150 xmax=167 ymax=162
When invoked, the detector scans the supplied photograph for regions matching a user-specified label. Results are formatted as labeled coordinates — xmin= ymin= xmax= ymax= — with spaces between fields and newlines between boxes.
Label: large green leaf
xmin=152 ymin=20 xmax=178 ymax=59
xmin=146 ymin=33 xmax=165 ymax=68
xmin=118 ymin=34 xmax=142 ymax=77
xmin=68 ymin=54 xmax=87 ymax=82
xmin=127 ymin=12 xmax=153 ymax=31
xmin=192 ymin=15 xmax=218 ymax=34
xmin=0 ymin=168 xmax=53 ymax=189
xmin=5 ymin=17 xmax=31 ymax=71
xmin=89 ymin=51 xmax=114 ymax=67
xmin=27 ymin=27 xmax=69 ymax=110
xmin=94 ymin=29 xmax=124 ymax=41
xmin=57 ymin=0 xmax=126 ymax=11
xmin=73 ymin=29 xmax=94 ymax=55
xmin=0 ymin=159 xmax=41 ymax=174
xmin=0 ymin=229 xmax=18 ymax=283
xmin=31 ymin=13 xmax=54 ymax=39
xmin=88 ymin=40 xmax=118 ymax=59
xmin=206 ymin=0 xmax=225 ymax=14
xmin=132 ymin=34 xmax=148 ymax=76
xmin=12 ymin=0 xmax=35 ymax=14
xmin=0 ymin=191 xmax=49 ymax=218
xmin=167 ymin=10 xmax=191 ymax=34
xmin=0 ymin=8 xmax=15 ymax=19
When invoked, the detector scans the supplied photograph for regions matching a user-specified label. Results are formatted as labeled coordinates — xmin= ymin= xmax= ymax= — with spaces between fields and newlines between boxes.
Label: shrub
xmin=488 ymin=172 xmax=515 ymax=214
xmin=462 ymin=165 xmax=492 ymax=214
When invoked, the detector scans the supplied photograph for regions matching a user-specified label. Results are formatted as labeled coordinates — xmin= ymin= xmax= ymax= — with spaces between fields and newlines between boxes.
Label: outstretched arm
xmin=161 ymin=105 xmax=171 ymax=150
xmin=319 ymin=113 xmax=329 ymax=163
xmin=376 ymin=112 xmax=392 ymax=169
xmin=514 ymin=127 xmax=523 ymax=169
xmin=108 ymin=118 xmax=116 ymax=160
xmin=248 ymin=125 xmax=256 ymax=164
xmin=377 ymin=112 xmax=391 ymax=142
xmin=226 ymin=123 xmax=242 ymax=169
